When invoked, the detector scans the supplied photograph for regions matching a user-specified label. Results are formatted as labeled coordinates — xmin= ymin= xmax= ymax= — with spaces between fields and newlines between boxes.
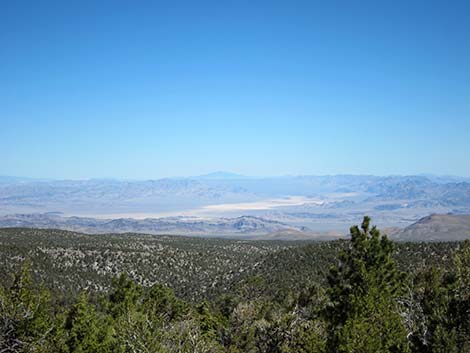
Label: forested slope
xmin=0 ymin=221 xmax=469 ymax=352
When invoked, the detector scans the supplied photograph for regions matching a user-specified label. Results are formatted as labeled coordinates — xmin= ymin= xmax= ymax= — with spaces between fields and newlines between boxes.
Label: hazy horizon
xmin=2 ymin=170 xmax=470 ymax=182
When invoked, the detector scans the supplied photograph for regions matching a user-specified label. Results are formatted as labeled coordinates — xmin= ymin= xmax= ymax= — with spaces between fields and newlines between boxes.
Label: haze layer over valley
xmin=2 ymin=173 xmax=470 ymax=238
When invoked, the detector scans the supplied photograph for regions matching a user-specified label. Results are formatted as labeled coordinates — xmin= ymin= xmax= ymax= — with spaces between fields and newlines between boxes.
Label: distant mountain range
xmin=1 ymin=173 xmax=470 ymax=235
xmin=1 ymin=174 xmax=469 ymax=208
xmin=1 ymin=212 xmax=470 ymax=242
xmin=0 ymin=213 xmax=321 ymax=239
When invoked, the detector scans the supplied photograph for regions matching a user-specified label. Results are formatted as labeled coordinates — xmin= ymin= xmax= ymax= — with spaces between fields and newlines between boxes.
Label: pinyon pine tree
xmin=326 ymin=216 xmax=409 ymax=353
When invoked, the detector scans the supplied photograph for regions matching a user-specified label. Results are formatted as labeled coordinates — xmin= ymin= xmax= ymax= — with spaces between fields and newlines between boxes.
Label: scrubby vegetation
xmin=0 ymin=218 xmax=469 ymax=352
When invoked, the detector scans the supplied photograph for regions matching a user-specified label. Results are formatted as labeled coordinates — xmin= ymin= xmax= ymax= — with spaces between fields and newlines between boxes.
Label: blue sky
xmin=1 ymin=0 xmax=469 ymax=179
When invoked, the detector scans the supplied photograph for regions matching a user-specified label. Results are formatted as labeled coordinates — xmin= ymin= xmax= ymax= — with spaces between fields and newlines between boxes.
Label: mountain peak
xmin=194 ymin=171 xmax=247 ymax=180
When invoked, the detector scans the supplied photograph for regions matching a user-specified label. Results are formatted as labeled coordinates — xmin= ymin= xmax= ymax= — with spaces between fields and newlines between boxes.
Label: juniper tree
xmin=62 ymin=292 xmax=114 ymax=353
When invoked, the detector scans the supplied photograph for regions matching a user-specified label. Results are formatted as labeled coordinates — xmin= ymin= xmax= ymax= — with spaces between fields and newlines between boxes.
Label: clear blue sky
xmin=1 ymin=0 xmax=469 ymax=179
